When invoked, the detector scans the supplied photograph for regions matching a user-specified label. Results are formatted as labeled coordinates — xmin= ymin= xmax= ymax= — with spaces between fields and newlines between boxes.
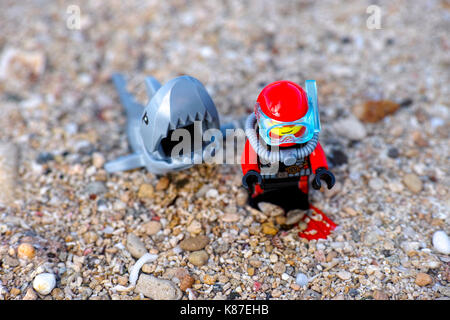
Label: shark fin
xmin=145 ymin=76 xmax=162 ymax=100
xmin=104 ymin=153 xmax=145 ymax=173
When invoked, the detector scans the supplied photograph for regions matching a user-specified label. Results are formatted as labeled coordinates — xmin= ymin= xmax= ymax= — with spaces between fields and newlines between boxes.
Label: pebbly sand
xmin=0 ymin=0 xmax=448 ymax=300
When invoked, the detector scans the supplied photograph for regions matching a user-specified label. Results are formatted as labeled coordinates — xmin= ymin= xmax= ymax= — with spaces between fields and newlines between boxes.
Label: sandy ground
xmin=0 ymin=0 xmax=449 ymax=300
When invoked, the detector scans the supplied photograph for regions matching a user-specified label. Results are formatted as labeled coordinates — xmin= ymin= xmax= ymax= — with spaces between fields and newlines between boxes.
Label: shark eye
xmin=142 ymin=112 xmax=149 ymax=125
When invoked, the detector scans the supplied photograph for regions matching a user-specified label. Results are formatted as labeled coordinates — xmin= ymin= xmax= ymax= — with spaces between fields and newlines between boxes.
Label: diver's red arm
xmin=241 ymin=140 xmax=260 ymax=175
xmin=309 ymin=142 xmax=328 ymax=173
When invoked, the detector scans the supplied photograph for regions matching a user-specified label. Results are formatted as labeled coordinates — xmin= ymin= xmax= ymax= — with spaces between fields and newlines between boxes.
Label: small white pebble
xmin=173 ymin=246 xmax=182 ymax=254
xmin=369 ymin=178 xmax=384 ymax=191
xmin=295 ymin=273 xmax=309 ymax=287
xmin=186 ymin=288 xmax=197 ymax=300
xmin=112 ymin=285 xmax=134 ymax=292
xmin=432 ymin=231 xmax=450 ymax=255
xmin=269 ymin=254 xmax=278 ymax=263
xmin=114 ymin=242 xmax=125 ymax=250
xmin=33 ymin=273 xmax=56 ymax=295
xmin=337 ymin=270 xmax=352 ymax=280
xmin=281 ymin=273 xmax=290 ymax=281
xmin=206 ymin=189 xmax=219 ymax=198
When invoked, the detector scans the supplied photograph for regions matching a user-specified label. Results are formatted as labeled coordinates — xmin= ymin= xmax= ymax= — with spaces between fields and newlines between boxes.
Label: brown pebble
xmin=188 ymin=250 xmax=209 ymax=266
xmin=10 ymin=287 xmax=21 ymax=296
xmin=343 ymin=207 xmax=358 ymax=217
xmin=51 ymin=288 xmax=65 ymax=300
xmin=314 ymin=250 xmax=326 ymax=263
xmin=187 ymin=220 xmax=202 ymax=234
xmin=411 ymin=131 xmax=428 ymax=147
xmin=83 ymin=231 xmax=99 ymax=244
xmin=17 ymin=243 xmax=35 ymax=260
xmin=168 ymin=215 xmax=180 ymax=229
xmin=141 ymin=221 xmax=162 ymax=236
xmin=415 ymin=273 xmax=432 ymax=286
xmin=23 ymin=287 xmax=37 ymax=300
xmin=221 ymin=213 xmax=240 ymax=222
xmin=261 ymin=222 xmax=278 ymax=236
xmin=403 ymin=173 xmax=423 ymax=194
xmin=249 ymin=258 xmax=263 ymax=268
xmin=180 ymin=274 xmax=195 ymax=291
xmin=249 ymin=224 xmax=261 ymax=235
xmin=141 ymin=263 xmax=154 ymax=274
xmin=273 ymin=262 xmax=286 ymax=274
xmin=275 ymin=215 xmax=286 ymax=225
xmin=271 ymin=289 xmax=282 ymax=298
xmin=291 ymin=283 xmax=301 ymax=291
xmin=202 ymin=274 xmax=216 ymax=285
xmin=236 ymin=189 xmax=248 ymax=207
xmin=373 ymin=290 xmax=389 ymax=300
xmin=117 ymin=276 xmax=128 ymax=286
xmin=173 ymin=268 xmax=189 ymax=280
xmin=156 ymin=177 xmax=170 ymax=191
xmin=138 ymin=183 xmax=154 ymax=199
xmin=163 ymin=267 xmax=189 ymax=280
xmin=271 ymin=235 xmax=284 ymax=249
xmin=179 ymin=235 xmax=209 ymax=251
xmin=247 ymin=267 xmax=255 ymax=276
xmin=353 ymin=100 xmax=399 ymax=123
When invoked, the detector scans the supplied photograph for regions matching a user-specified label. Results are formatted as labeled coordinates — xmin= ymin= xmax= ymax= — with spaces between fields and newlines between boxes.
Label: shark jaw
xmin=151 ymin=119 xmax=217 ymax=166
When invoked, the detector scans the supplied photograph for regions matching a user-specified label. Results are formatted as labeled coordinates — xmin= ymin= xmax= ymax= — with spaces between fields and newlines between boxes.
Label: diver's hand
xmin=312 ymin=167 xmax=335 ymax=190
xmin=242 ymin=170 xmax=262 ymax=193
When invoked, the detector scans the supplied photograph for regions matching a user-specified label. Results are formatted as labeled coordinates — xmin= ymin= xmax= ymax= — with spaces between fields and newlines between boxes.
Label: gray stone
xmin=257 ymin=202 xmax=284 ymax=217
xmin=369 ymin=178 xmax=384 ymax=191
xmin=135 ymin=274 xmax=182 ymax=300
xmin=0 ymin=142 xmax=19 ymax=206
xmin=285 ymin=210 xmax=305 ymax=225
xmin=84 ymin=181 xmax=107 ymax=195
xmin=333 ymin=116 xmax=366 ymax=140
xmin=126 ymin=233 xmax=147 ymax=259
xmin=211 ymin=240 xmax=229 ymax=254
xmin=3 ymin=255 xmax=19 ymax=267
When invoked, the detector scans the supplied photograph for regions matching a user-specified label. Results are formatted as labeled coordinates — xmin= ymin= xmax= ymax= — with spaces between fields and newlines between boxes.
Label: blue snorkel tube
xmin=305 ymin=80 xmax=321 ymax=135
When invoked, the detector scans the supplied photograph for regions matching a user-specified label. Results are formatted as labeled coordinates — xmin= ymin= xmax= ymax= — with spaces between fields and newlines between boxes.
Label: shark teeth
xmin=204 ymin=111 xmax=213 ymax=122
xmin=195 ymin=112 xmax=204 ymax=121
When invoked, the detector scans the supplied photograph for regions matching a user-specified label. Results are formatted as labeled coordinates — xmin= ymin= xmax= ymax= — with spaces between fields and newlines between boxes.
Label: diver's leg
xmin=297 ymin=175 xmax=310 ymax=210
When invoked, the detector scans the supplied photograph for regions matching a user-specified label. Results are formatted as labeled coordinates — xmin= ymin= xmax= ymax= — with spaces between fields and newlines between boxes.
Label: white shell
xmin=129 ymin=253 xmax=158 ymax=285
xmin=295 ymin=273 xmax=309 ymax=287
xmin=33 ymin=273 xmax=56 ymax=295
xmin=432 ymin=231 xmax=450 ymax=255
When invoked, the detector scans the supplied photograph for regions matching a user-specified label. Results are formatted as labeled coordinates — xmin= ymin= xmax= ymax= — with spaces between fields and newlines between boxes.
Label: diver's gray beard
xmin=245 ymin=113 xmax=319 ymax=166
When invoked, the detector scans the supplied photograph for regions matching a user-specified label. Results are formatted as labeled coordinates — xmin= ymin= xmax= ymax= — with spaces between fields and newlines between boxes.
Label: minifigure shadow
xmin=248 ymin=186 xmax=310 ymax=212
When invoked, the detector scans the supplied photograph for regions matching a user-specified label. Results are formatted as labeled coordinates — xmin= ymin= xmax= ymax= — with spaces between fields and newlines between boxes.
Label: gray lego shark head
xmin=140 ymin=75 xmax=220 ymax=160
xmin=104 ymin=74 xmax=221 ymax=175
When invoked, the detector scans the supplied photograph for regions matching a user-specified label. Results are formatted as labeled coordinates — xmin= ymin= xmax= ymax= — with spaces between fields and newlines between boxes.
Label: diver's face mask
xmin=255 ymin=100 xmax=321 ymax=147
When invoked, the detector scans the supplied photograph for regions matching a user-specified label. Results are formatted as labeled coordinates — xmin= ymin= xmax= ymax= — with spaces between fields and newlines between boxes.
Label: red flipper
xmin=298 ymin=205 xmax=337 ymax=240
